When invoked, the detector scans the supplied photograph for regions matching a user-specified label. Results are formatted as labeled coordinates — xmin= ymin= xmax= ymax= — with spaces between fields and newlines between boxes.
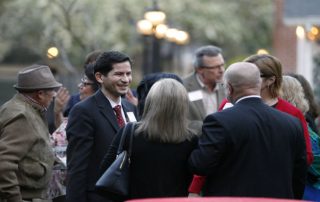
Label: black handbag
xmin=95 ymin=122 xmax=135 ymax=199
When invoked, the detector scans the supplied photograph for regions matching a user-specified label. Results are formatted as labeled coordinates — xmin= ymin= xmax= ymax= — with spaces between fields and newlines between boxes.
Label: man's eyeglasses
xmin=201 ymin=63 xmax=224 ymax=69
xmin=81 ymin=82 xmax=94 ymax=86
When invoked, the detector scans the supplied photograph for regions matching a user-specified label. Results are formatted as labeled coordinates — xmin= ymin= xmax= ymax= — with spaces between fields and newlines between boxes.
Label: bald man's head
xmin=224 ymin=62 xmax=261 ymax=103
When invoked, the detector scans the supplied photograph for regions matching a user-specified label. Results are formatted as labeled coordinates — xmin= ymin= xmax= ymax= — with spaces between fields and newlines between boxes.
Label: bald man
xmin=189 ymin=62 xmax=307 ymax=199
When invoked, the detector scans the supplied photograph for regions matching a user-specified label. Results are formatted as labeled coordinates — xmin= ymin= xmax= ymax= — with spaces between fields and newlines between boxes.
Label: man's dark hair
xmin=194 ymin=45 xmax=222 ymax=68
xmin=94 ymin=51 xmax=132 ymax=75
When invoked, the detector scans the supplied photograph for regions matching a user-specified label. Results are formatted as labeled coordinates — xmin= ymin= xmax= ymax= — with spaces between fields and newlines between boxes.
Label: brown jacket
xmin=0 ymin=94 xmax=54 ymax=202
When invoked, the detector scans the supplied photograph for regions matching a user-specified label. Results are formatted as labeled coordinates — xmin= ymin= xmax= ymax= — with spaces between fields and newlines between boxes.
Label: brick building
xmin=273 ymin=0 xmax=320 ymax=87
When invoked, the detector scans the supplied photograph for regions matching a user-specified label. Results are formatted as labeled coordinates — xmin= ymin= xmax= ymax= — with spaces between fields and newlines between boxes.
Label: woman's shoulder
xmin=276 ymin=98 xmax=303 ymax=117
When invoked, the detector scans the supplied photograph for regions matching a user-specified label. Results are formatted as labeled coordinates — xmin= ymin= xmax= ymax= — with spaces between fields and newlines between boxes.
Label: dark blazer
xmin=183 ymin=73 xmax=225 ymax=121
xmin=66 ymin=90 xmax=137 ymax=202
xmin=100 ymin=125 xmax=198 ymax=200
xmin=189 ymin=97 xmax=307 ymax=199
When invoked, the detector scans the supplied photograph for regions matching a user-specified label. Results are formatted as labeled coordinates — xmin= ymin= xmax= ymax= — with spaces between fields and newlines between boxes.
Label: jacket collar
xmin=93 ymin=90 xmax=131 ymax=131
xmin=236 ymin=95 xmax=261 ymax=104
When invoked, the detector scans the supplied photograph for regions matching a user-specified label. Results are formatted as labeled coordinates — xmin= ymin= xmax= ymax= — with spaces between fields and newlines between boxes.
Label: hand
xmin=54 ymin=87 xmax=70 ymax=128
xmin=54 ymin=87 xmax=70 ymax=114
xmin=125 ymin=89 xmax=138 ymax=106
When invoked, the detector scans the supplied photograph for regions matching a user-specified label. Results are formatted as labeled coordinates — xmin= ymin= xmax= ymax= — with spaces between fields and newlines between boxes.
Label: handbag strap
xmin=117 ymin=122 xmax=136 ymax=157
xmin=127 ymin=122 xmax=135 ymax=158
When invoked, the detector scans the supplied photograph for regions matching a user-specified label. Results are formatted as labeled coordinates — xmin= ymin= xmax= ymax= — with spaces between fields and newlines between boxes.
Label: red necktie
xmin=113 ymin=105 xmax=125 ymax=128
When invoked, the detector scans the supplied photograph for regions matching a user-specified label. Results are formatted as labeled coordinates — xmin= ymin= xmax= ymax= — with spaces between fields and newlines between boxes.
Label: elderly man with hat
xmin=0 ymin=65 xmax=62 ymax=202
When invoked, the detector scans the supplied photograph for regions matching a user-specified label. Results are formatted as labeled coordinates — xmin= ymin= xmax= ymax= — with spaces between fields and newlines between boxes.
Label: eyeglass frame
xmin=80 ymin=78 xmax=95 ymax=87
xmin=200 ymin=63 xmax=225 ymax=69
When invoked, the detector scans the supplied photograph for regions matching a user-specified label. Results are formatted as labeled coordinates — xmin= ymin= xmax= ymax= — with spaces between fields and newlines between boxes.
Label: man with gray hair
xmin=0 ymin=65 xmax=62 ymax=202
xmin=183 ymin=45 xmax=226 ymax=121
xmin=189 ymin=62 xmax=307 ymax=199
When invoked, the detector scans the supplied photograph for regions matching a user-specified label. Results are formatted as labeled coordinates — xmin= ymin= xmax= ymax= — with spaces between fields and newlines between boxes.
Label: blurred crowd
xmin=1 ymin=46 xmax=320 ymax=202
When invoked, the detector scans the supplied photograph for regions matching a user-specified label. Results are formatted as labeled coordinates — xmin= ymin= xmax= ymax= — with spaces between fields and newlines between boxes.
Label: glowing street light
xmin=175 ymin=30 xmax=190 ymax=45
xmin=136 ymin=0 xmax=190 ymax=74
xmin=296 ymin=26 xmax=305 ymax=39
xmin=154 ymin=24 xmax=168 ymax=39
xmin=47 ymin=47 xmax=59 ymax=59
xmin=144 ymin=10 xmax=166 ymax=26
xmin=257 ymin=49 xmax=269 ymax=55
xmin=296 ymin=25 xmax=320 ymax=41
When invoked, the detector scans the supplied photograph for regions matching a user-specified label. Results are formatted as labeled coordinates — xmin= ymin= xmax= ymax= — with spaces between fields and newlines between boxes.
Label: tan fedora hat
xmin=14 ymin=64 xmax=62 ymax=91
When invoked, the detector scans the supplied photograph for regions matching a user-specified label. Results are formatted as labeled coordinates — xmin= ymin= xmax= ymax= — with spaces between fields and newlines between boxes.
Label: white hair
xmin=280 ymin=75 xmax=309 ymax=114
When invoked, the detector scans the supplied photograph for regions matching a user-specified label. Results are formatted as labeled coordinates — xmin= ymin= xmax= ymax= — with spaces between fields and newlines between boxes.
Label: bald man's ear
xmin=225 ymin=82 xmax=234 ymax=103
xmin=223 ymin=82 xmax=233 ymax=99
xmin=227 ymin=83 xmax=233 ymax=95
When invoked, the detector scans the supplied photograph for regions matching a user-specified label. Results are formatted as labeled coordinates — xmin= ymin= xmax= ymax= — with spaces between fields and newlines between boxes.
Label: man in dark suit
xmin=183 ymin=45 xmax=226 ymax=121
xmin=189 ymin=62 xmax=307 ymax=199
xmin=66 ymin=51 xmax=137 ymax=202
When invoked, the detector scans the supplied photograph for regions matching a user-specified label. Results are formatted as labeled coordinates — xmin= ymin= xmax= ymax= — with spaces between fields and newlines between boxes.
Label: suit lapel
xmin=122 ymin=101 xmax=130 ymax=123
xmin=188 ymin=74 xmax=206 ymax=118
xmin=187 ymin=74 xmax=202 ymax=91
xmin=94 ymin=90 xmax=119 ymax=131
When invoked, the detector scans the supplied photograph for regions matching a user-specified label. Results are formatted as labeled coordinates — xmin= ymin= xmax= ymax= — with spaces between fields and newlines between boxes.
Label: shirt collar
xmin=236 ymin=95 xmax=261 ymax=104
xmin=106 ymin=96 xmax=122 ymax=108
xmin=195 ymin=73 xmax=220 ymax=92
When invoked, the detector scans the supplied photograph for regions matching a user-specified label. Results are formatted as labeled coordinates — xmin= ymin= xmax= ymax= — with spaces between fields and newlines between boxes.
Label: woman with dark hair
xmin=63 ymin=63 xmax=100 ymax=116
xmin=63 ymin=50 xmax=102 ymax=117
xmin=244 ymin=54 xmax=312 ymax=164
xmin=78 ymin=63 xmax=100 ymax=100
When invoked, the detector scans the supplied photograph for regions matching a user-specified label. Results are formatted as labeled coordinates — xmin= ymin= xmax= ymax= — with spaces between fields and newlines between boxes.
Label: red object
xmin=218 ymin=99 xmax=228 ymax=111
xmin=188 ymin=175 xmax=206 ymax=194
xmin=114 ymin=105 xmax=125 ymax=128
xmin=275 ymin=98 xmax=313 ymax=165
xmin=127 ymin=197 xmax=308 ymax=202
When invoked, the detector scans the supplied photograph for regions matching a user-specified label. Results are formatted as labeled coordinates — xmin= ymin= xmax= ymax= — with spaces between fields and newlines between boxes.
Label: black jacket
xmin=189 ymin=97 xmax=307 ymax=199
xmin=66 ymin=90 xmax=137 ymax=202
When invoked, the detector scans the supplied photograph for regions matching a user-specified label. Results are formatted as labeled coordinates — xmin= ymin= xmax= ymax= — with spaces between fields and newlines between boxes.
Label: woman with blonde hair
xmin=288 ymin=73 xmax=319 ymax=133
xmin=280 ymin=75 xmax=320 ymax=201
xmin=280 ymin=75 xmax=309 ymax=114
xmin=100 ymin=78 xmax=198 ymax=200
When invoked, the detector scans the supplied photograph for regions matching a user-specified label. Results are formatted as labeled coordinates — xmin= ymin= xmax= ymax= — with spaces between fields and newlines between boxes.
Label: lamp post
xmin=136 ymin=0 xmax=189 ymax=75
